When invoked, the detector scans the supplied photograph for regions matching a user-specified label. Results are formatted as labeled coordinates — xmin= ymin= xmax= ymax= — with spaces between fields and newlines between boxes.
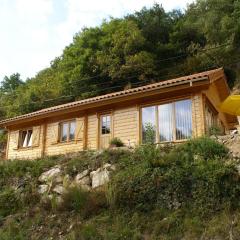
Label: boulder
xmin=103 ymin=163 xmax=116 ymax=171
xmin=38 ymin=184 xmax=49 ymax=194
xmin=79 ymin=184 xmax=91 ymax=191
xmin=103 ymin=163 xmax=112 ymax=170
xmin=110 ymin=164 xmax=116 ymax=171
xmin=53 ymin=185 xmax=66 ymax=195
xmin=75 ymin=176 xmax=91 ymax=186
xmin=75 ymin=169 xmax=89 ymax=181
xmin=39 ymin=166 xmax=62 ymax=183
xmin=91 ymin=168 xmax=110 ymax=189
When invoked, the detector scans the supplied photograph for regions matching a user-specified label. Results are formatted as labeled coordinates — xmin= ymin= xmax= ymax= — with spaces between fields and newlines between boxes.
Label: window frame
xmin=140 ymin=98 xmax=193 ymax=144
xmin=204 ymin=98 xmax=219 ymax=134
xmin=59 ymin=119 xmax=76 ymax=143
xmin=100 ymin=114 xmax=112 ymax=135
xmin=19 ymin=128 xmax=33 ymax=148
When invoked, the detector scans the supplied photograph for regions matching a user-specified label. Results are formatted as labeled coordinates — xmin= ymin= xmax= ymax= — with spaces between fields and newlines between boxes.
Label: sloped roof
xmin=0 ymin=68 xmax=225 ymax=127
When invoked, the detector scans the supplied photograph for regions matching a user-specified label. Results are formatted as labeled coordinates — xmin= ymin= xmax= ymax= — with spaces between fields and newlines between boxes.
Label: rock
xmin=110 ymin=164 xmax=116 ymax=171
xmin=77 ymin=176 xmax=91 ymax=185
xmin=90 ymin=168 xmax=101 ymax=178
xmin=102 ymin=163 xmax=116 ymax=171
xmin=91 ymin=168 xmax=110 ymax=189
xmin=38 ymin=184 xmax=49 ymax=194
xmin=39 ymin=166 xmax=62 ymax=183
xmin=79 ymin=184 xmax=91 ymax=191
xmin=103 ymin=163 xmax=112 ymax=170
xmin=75 ymin=169 xmax=89 ymax=181
xmin=52 ymin=185 xmax=66 ymax=195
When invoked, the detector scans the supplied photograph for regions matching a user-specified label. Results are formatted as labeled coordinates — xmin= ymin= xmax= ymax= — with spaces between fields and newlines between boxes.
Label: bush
xmin=61 ymin=187 xmax=107 ymax=218
xmin=0 ymin=187 xmax=22 ymax=218
xmin=108 ymin=138 xmax=240 ymax=216
xmin=109 ymin=138 xmax=124 ymax=147
xmin=208 ymin=125 xmax=223 ymax=136
xmin=181 ymin=137 xmax=229 ymax=160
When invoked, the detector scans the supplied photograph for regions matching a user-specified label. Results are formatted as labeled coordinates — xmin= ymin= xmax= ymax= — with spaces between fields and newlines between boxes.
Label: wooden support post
xmin=41 ymin=123 xmax=47 ymax=158
xmin=5 ymin=129 xmax=10 ymax=160
xmin=83 ymin=115 xmax=88 ymax=150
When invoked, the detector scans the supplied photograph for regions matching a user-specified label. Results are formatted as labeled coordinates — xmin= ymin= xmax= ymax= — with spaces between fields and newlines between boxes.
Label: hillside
xmin=1 ymin=136 xmax=240 ymax=240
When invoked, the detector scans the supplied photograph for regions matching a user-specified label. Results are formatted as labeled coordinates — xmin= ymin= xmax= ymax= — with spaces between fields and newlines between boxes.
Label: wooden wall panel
xmin=113 ymin=106 xmax=138 ymax=147
xmin=87 ymin=114 xmax=98 ymax=150
xmin=7 ymin=126 xmax=43 ymax=160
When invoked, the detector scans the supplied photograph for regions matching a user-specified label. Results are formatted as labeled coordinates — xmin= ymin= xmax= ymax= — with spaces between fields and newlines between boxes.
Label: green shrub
xmin=63 ymin=152 xmax=93 ymax=176
xmin=109 ymin=138 xmax=124 ymax=147
xmin=208 ymin=125 xmax=223 ymax=136
xmin=108 ymin=138 xmax=240 ymax=216
xmin=61 ymin=187 xmax=107 ymax=218
xmin=0 ymin=157 xmax=61 ymax=184
xmin=0 ymin=187 xmax=22 ymax=218
xmin=179 ymin=136 xmax=229 ymax=160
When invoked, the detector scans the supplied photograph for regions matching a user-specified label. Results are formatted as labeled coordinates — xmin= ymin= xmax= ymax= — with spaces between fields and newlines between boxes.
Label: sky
xmin=0 ymin=0 xmax=194 ymax=82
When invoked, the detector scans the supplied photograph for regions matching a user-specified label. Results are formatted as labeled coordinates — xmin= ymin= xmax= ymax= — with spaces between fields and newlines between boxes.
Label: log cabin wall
xmin=8 ymin=125 xmax=43 ymax=160
xmin=6 ymin=94 xmax=206 ymax=160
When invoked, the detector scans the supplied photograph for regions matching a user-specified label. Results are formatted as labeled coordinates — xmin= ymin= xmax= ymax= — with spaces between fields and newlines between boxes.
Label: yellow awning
xmin=220 ymin=95 xmax=240 ymax=116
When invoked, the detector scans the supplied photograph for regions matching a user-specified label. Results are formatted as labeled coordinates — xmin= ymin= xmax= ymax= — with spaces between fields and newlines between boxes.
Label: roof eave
xmin=0 ymin=77 xmax=210 ymax=128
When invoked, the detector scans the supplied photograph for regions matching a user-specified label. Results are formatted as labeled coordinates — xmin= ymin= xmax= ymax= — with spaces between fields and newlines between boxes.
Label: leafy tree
xmin=0 ymin=73 xmax=23 ymax=94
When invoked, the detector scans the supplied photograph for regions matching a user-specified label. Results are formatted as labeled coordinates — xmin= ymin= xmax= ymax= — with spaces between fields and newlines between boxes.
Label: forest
xmin=0 ymin=0 xmax=240 ymax=120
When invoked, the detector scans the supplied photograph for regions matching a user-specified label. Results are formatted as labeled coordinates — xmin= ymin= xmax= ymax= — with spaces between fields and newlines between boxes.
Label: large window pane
xmin=69 ymin=121 xmax=76 ymax=140
xmin=175 ymin=100 xmax=192 ymax=140
xmin=27 ymin=130 xmax=33 ymax=147
xmin=205 ymin=104 xmax=217 ymax=134
xmin=61 ymin=123 xmax=68 ymax=142
xmin=20 ymin=130 xmax=32 ymax=147
xmin=142 ymin=106 xmax=156 ymax=143
xmin=158 ymin=103 xmax=173 ymax=141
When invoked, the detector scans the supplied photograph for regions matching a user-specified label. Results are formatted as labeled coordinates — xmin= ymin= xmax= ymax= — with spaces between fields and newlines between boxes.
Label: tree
xmin=0 ymin=73 xmax=24 ymax=94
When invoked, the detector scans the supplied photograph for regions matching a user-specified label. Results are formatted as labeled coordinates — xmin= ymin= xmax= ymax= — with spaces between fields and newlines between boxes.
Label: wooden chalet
xmin=0 ymin=68 xmax=238 ymax=159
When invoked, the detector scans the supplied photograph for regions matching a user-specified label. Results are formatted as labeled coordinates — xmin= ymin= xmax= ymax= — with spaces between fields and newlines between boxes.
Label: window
xmin=205 ymin=104 xmax=217 ymax=133
xmin=19 ymin=129 xmax=33 ymax=148
xmin=204 ymin=102 xmax=223 ymax=134
xmin=60 ymin=120 xmax=76 ymax=142
xmin=142 ymin=106 xmax=156 ymax=143
xmin=158 ymin=103 xmax=173 ymax=141
xmin=175 ymin=100 xmax=192 ymax=140
xmin=141 ymin=99 xmax=192 ymax=143
xmin=101 ymin=115 xmax=111 ymax=135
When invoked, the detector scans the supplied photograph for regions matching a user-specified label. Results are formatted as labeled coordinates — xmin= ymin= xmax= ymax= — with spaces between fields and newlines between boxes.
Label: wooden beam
xmin=83 ymin=115 xmax=88 ymax=150
xmin=41 ymin=123 xmax=47 ymax=158
xmin=5 ymin=130 xmax=10 ymax=160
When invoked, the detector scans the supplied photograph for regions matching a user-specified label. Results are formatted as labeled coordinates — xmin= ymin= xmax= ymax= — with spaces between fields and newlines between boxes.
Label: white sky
xmin=0 ymin=0 xmax=194 ymax=82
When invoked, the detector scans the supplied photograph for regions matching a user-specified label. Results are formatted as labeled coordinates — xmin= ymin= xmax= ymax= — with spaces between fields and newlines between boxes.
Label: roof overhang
xmin=0 ymin=75 xmax=210 ymax=128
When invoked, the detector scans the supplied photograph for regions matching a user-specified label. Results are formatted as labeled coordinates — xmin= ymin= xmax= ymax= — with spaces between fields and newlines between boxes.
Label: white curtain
xmin=175 ymin=100 xmax=192 ymax=140
xmin=158 ymin=103 xmax=173 ymax=141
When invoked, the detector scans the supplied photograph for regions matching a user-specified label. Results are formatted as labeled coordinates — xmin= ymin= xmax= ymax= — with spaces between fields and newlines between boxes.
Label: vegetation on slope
xmin=0 ymin=137 xmax=240 ymax=239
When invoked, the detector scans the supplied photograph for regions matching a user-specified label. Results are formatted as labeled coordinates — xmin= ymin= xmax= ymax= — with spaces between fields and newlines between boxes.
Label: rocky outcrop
xmin=91 ymin=168 xmax=110 ymax=189
xmin=37 ymin=163 xmax=116 ymax=199
xmin=212 ymin=129 xmax=240 ymax=158
xmin=38 ymin=165 xmax=62 ymax=183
